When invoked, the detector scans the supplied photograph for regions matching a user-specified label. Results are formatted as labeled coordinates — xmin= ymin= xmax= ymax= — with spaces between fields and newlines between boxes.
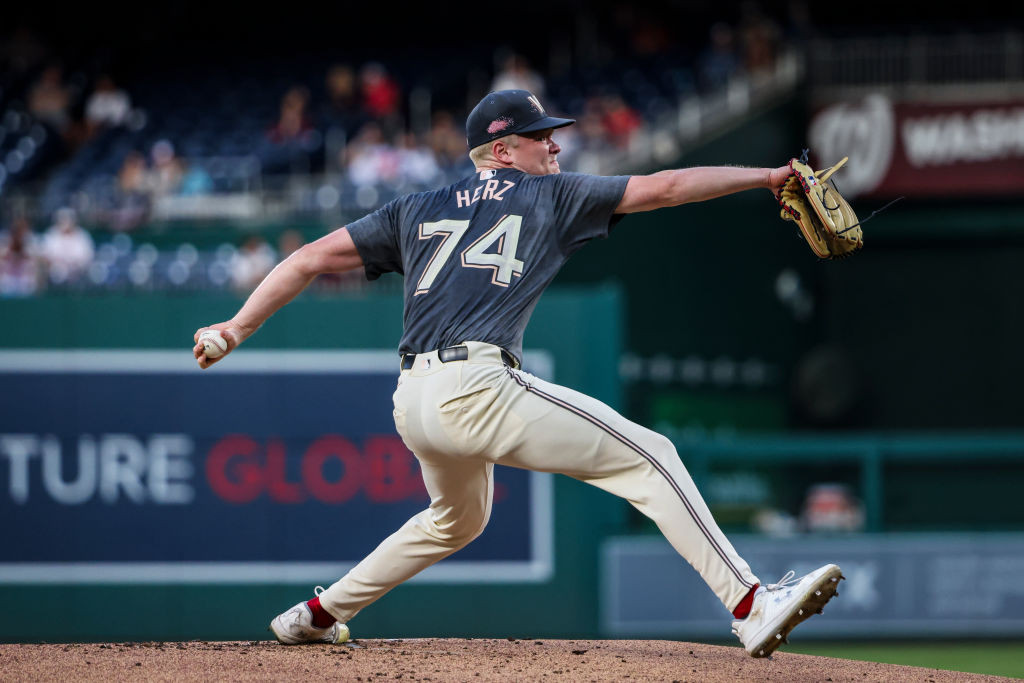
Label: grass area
xmin=785 ymin=641 xmax=1024 ymax=679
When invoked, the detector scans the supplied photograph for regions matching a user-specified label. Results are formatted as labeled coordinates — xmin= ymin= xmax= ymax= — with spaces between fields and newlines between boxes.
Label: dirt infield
xmin=0 ymin=638 xmax=1014 ymax=682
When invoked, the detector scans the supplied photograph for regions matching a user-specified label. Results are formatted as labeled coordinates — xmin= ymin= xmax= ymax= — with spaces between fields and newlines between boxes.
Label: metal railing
xmin=806 ymin=31 xmax=1024 ymax=89
xmin=672 ymin=431 xmax=1024 ymax=532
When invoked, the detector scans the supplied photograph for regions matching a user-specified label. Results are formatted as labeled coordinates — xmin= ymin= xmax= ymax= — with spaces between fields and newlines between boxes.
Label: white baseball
xmin=199 ymin=330 xmax=228 ymax=359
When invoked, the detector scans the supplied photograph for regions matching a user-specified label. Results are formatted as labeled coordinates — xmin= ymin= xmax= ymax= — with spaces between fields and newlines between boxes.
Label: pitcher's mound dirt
xmin=0 ymin=638 xmax=1013 ymax=682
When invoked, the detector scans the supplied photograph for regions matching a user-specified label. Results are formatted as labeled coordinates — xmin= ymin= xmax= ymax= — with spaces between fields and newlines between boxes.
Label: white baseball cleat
xmin=269 ymin=587 xmax=350 ymax=645
xmin=731 ymin=564 xmax=843 ymax=658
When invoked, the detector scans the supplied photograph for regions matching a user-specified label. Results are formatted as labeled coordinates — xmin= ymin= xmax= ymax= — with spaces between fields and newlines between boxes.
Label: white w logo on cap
xmin=527 ymin=95 xmax=546 ymax=115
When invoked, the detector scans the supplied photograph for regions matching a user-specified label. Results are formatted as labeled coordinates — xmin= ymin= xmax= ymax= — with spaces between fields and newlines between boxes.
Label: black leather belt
xmin=401 ymin=345 xmax=519 ymax=370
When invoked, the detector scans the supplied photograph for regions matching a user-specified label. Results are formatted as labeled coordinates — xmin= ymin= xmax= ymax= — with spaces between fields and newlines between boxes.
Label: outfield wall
xmin=0 ymin=287 xmax=628 ymax=642
xmin=3 ymin=289 xmax=1023 ymax=641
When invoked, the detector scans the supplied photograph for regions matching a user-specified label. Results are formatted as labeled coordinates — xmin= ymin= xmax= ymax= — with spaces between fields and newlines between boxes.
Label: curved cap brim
xmin=516 ymin=116 xmax=576 ymax=134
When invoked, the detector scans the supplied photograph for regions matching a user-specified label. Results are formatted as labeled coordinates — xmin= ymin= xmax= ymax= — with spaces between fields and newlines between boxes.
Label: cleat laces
xmin=731 ymin=570 xmax=799 ymax=636
xmin=765 ymin=570 xmax=797 ymax=592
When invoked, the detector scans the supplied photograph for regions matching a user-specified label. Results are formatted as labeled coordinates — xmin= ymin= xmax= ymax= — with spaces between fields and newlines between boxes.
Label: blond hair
xmin=469 ymin=134 xmax=518 ymax=166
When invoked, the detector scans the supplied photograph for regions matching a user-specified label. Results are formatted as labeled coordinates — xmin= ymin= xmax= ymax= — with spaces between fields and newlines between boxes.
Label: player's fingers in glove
xmin=768 ymin=164 xmax=792 ymax=199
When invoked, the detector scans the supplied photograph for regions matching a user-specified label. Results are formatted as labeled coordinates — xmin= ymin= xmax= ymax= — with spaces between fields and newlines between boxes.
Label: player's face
xmin=512 ymin=128 xmax=561 ymax=175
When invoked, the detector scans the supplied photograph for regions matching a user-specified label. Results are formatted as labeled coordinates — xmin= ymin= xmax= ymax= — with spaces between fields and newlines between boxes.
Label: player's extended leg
xmin=447 ymin=360 xmax=759 ymax=613
xmin=316 ymin=455 xmax=494 ymax=624
xmin=316 ymin=358 xmax=496 ymax=625
xmin=440 ymin=346 xmax=839 ymax=657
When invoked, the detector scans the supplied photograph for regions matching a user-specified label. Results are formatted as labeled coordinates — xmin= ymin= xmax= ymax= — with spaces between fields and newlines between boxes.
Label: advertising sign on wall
xmin=603 ymin=534 xmax=1024 ymax=637
xmin=808 ymin=93 xmax=1024 ymax=198
xmin=0 ymin=350 xmax=554 ymax=584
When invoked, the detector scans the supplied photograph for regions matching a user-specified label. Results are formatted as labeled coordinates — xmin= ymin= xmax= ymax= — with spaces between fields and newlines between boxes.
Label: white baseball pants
xmin=318 ymin=341 xmax=759 ymax=623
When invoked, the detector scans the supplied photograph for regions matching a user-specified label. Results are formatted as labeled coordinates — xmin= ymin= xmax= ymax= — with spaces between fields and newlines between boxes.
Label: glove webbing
xmin=793 ymin=149 xmax=903 ymax=236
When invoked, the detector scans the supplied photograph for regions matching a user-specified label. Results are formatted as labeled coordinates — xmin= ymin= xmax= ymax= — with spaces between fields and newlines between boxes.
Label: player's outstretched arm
xmin=193 ymin=227 xmax=363 ymax=368
xmin=615 ymin=165 xmax=791 ymax=214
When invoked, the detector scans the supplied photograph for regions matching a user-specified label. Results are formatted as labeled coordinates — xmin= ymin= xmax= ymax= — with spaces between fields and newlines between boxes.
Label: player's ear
xmin=493 ymin=139 xmax=513 ymax=163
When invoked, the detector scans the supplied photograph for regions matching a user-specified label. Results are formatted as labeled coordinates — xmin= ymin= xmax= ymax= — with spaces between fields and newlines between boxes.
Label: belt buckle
xmin=439 ymin=345 xmax=469 ymax=363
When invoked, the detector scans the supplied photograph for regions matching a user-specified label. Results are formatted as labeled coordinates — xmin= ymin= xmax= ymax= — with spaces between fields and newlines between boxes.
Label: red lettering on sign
xmin=302 ymin=435 xmax=362 ymax=503
xmin=206 ymin=435 xmax=264 ymax=503
xmin=364 ymin=435 xmax=426 ymax=502
xmin=205 ymin=435 xmax=428 ymax=505
xmin=267 ymin=438 xmax=305 ymax=503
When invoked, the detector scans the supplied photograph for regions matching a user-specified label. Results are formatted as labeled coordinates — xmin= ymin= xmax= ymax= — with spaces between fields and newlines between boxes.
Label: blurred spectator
xmin=149 ymin=139 xmax=183 ymax=198
xmin=599 ymin=95 xmax=643 ymax=149
xmin=397 ymin=132 xmax=441 ymax=186
xmin=558 ymin=101 xmax=606 ymax=170
xmin=346 ymin=122 xmax=400 ymax=187
xmin=579 ymin=104 xmax=608 ymax=145
xmin=230 ymin=235 xmax=277 ymax=293
xmin=321 ymin=63 xmax=368 ymax=137
xmin=267 ymin=86 xmax=314 ymax=144
xmin=801 ymin=483 xmax=865 ymax=533
xmin=697 ymin=22 xmax=742 ymax=93
xmin=490 ymin=52 xmax=545 ymax=97
xmin=551 ymin=97 xmax=618 ymax=173
xmin=359 ymin=62 xmax=402 ymax=129
xmin=321 ymin=64 xmax=368 ymax=173
xmin=0 ymin=217 xmax=44 ymax=297
xmin=428 ymin=110 xmax=471 ymax=172
xmin=40 ymin=208 xmax=94 ymax=285
xmin=0 ymin=216 xmax=39 ymax=252
xmin=179 ymin=160 xmax=214 ymax=196
xmin=85 ymin=75 xmax=132 ymax=136
xmin=28 ymin=64 xmax=72 ymax=136
xmin=277 ymin=229 xmax=304 ymax=259
xmin=738 ymin=2 xmax=781 ymax=79
xmin=264 ymin=85 xmax=320 ymax=174
xmin=108 ymin=151 xmax=151 ymax=231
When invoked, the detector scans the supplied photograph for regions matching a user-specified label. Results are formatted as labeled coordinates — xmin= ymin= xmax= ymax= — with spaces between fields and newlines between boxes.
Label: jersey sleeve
xmin=551 ymin=172 xmax=630 ymax=256
xmin=345 ymin=200 xmax=404 ymax=280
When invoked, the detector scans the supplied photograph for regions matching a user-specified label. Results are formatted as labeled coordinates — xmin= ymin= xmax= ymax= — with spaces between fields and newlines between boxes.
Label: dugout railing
xmin=674 ymin=431 xmax=1024 ymax=533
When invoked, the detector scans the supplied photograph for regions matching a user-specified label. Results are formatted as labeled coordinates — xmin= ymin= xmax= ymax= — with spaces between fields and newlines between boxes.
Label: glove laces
xmin=837 ymin=196 xmax=904 ymax=235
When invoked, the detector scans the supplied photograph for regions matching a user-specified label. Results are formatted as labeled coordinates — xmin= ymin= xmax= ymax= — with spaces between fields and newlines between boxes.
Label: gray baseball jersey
xmin=346 ymin=168 xmax=630 ymax=361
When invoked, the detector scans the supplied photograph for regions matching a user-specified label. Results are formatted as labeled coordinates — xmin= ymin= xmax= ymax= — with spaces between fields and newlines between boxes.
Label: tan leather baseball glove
xmin=778 ymin=152 xmax=862 ymax=259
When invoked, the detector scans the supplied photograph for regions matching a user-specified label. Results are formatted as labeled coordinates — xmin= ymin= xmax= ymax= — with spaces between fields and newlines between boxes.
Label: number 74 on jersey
xmin=415 ymin=214 xmax=525 ymax=295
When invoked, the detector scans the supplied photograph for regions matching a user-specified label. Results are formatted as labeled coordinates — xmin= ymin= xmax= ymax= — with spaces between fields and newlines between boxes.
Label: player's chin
xmin=548 ymin=159 xmax=561 ymax=174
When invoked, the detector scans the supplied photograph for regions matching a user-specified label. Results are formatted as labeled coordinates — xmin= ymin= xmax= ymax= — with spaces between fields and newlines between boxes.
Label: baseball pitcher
xmin=194 ymin=89 xmax=843 ymax=658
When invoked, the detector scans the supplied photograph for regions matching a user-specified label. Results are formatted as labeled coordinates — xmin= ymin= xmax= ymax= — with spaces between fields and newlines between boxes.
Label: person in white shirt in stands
xmin=40 ymin=208 xmax=94 ymax=285
xmin=85 ymin=74 xmax=131 ymax=137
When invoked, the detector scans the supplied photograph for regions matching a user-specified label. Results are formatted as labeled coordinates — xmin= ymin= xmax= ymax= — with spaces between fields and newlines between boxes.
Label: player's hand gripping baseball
xmin=193 ymin=321 xmax=250 ymax=369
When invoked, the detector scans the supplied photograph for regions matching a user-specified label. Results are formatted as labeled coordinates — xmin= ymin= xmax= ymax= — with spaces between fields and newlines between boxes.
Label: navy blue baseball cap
xmin=466 ymin=90 xmax=575 ymax=149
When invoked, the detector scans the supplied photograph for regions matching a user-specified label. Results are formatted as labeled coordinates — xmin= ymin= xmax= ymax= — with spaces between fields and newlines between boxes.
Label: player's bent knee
xmin=645 ymin=432 xmax=679 ymax=460
xmin=432 ymin=504 xmax=492 ymax=548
